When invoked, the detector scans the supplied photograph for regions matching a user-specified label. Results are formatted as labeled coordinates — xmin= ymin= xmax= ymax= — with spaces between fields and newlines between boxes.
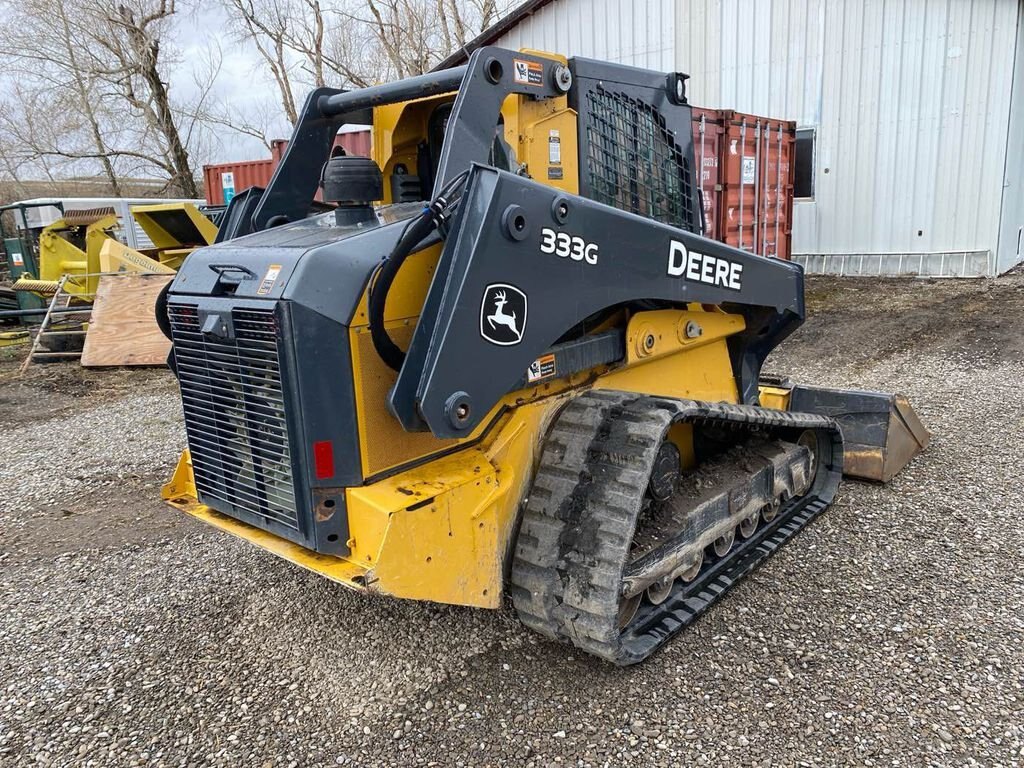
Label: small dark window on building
xmin=794 ymin=128 xmax=815 ymax=199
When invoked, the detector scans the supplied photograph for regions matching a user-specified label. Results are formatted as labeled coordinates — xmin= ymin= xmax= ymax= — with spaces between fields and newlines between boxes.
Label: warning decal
xmin=257 ymin=264 xmax=282 ymax=295
xmin=513 ymin=59 xmax=544 ymax=86
xmin=548 ymin=130 xmax=561 ymax=164
xmin=527 ymin=353 xmax=557 ymax=383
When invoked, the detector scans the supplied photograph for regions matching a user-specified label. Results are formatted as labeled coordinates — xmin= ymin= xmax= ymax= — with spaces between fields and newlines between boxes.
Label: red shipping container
xmin=202 ymin=132 xmax=372 ymax=205
xmin=335 ymin=129 xmax=372 ymax=158
xmin=690 ymin=107 xmax=724 ymax=242
xmin=715 ymin=111 xmax=796 ymax=261
xmin=690 ymin=108 xmax=795 ymax=261
xmin=203 ymin=158 xmax=276 ymax=205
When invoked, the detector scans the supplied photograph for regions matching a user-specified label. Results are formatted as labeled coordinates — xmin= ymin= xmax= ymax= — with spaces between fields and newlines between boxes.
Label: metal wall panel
xmin=675 ymin=0 xmax=1022 ymax=276
xmin=997 ymin=3 xmax=1024 ymax=273
xmin=490 ymin=0 xmax=676 ymax=70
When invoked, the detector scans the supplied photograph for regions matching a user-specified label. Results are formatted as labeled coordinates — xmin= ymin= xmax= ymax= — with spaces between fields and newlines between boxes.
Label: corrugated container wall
xmin=675 ymin=0 xmax=1023 ymax=276
xmin=715 ymin=111 xmax=796 ymax=260
xmin=692 ymin=108 xmax=797 ymax=260
xmin=203 ymin=159 xmax=275 ymax=206
xmin=691 ymin=107 xmax=723 ymax=242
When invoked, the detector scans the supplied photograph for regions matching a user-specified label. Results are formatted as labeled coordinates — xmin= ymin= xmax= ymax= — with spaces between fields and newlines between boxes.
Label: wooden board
xmin=81 ymin=274 xmax=173 ymax=367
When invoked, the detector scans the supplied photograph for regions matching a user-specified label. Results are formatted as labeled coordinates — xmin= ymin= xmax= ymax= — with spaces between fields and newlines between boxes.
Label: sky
xmin=174 ymin=4 xmax=296 ymax=165
xmin=0 ymin=0 xmax=512 ymax=175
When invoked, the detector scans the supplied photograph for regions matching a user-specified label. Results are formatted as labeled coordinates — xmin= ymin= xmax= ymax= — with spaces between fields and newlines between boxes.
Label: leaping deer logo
xmin=480 ymin=284 xmax=527 ymax=346
xmin=487 ymin=290 xmax=521 ymax=339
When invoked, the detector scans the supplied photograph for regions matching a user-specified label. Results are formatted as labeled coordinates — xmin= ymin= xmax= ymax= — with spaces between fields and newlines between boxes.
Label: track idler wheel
xmin=617 ymin=594 xmax=642 ymax=629
xmin=647 ymin=442 xmax=680 ymax=502
xmin=797 ymin=430 xmax=819 ymax=494
xmin=712 ymin=528 xmax=736 ymax=558
xmin=679 ymin=551 xmax=703 ymax=582
xmin=645 ymin=578 xmax=673 ymax=605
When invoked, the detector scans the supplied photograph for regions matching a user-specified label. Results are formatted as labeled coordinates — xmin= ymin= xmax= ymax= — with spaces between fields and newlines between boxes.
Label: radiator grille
xmin=583 ymin=88 xmax=695 ymax=230
xmin=169 ymin=303 xmax=300 ymax=535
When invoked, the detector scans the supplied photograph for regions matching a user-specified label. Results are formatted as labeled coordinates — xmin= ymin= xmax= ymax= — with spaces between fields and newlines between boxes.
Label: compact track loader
xmin=159 ymin=49 xmax=928 ymax=664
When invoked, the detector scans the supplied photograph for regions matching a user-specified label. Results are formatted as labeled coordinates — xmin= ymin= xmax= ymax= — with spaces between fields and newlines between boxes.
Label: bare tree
xmin=0 ymin=0 xmax=126 ymax=192
xmin=220 ymin=0 xmax=518 ymax=132
xmin=81 ymin=0 xmax=200 ymax=196
xmin=223 ymin=0 xmax=301 ymax=122
xmin=0 ymin=0 xmax=236 ymax=196
xmin=0 ymin=0 xmax=519 ymax=195
xmin=345 ymin=0 xmax=514 ymax=78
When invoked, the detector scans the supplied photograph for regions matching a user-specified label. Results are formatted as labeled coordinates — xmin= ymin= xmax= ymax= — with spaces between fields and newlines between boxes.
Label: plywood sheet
xmin=81 ymin=274 xmax=172 ymax=367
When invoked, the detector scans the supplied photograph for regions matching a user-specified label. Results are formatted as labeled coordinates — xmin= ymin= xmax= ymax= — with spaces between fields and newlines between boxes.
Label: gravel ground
xmin=2 ymin=275 xmax=1023 ymax=767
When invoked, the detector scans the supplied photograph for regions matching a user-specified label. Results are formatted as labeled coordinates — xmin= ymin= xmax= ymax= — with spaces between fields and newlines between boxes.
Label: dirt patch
xmin=0 ymin=345 xmax=185 ymax=562
xmin=790 ymin=273 xmax=1024 ymax=372
xmin=0 ymin=481 xmax=199 ymax=565
xmin=0 ymin=343 xmax=177 ymax=426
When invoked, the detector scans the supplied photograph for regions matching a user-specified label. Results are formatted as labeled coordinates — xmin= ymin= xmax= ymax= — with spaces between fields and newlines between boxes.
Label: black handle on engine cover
xmin=208 ymin=264 xmax=257 ymax=282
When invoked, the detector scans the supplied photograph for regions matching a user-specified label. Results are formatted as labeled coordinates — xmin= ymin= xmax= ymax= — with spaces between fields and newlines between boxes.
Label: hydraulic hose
xmin=368 ymin=210 xmax=437 ymax=371
xmin=368 ymin=171 xmax=469 ymax=371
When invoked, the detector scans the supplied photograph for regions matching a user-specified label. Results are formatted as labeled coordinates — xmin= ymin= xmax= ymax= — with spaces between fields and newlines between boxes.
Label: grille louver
xmin=169 ymin=303 xmax=301 ymax=537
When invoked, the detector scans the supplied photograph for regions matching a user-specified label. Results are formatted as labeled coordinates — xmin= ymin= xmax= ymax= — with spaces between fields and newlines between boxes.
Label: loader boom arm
xmin=389 ymin=165 xmax=807 ymax=438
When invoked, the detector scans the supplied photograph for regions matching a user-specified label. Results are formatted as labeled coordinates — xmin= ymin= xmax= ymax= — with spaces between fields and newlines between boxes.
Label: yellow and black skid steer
xmin=158 ymin=48 xmax=928 ymax=664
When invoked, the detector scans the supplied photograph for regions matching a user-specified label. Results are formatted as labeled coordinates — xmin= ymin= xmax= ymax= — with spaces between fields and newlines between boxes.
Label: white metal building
xmin=446 ymin=0 xmax=1024 ymax=276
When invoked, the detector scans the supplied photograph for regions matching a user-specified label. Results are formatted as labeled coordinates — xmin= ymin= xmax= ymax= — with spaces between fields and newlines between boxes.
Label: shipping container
xmin=203 ymin=159 xmax=276 ymax=206
xmin=203 ymin=132 xmax=372 ymax=205
xmin=336 ymin=127 xmax=372 ymax=158
xmin=690 ymin=107 xmax=723 ymax=243
xmin=690 ymin=109 xmax=795 ymax=261
xmin=716 ymin=111 xmax=796 ymax=261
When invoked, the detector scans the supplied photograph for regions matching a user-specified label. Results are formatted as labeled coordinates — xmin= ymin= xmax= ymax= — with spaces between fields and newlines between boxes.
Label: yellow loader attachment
xmin=131 ymin=203 xmax=218 ymax=270
xmin=98 ymin=239 xmax=177 ymax=275
xmin=12 ymin=208 xmax=119 ymax=299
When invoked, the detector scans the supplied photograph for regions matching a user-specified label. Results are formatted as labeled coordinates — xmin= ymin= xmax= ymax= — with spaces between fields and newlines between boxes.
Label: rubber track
xmin=510 ymin=390 xmax=843 ymax=666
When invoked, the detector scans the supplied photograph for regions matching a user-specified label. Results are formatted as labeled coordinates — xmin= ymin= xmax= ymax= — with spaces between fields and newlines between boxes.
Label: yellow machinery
xmin=10 ymin=202 xmax=215 ymax=363
xmin=160 ymin=49 xmax=927 ymax=664
xmin=14 ymin=208 xmax=120 ymax=299
xmin=131 ymin=202 xmax=218 ymax=270
xmin=0 ymin=330 xmax=30 ymax=348
xmin=12 ymin=202 xmax=216 ymax=300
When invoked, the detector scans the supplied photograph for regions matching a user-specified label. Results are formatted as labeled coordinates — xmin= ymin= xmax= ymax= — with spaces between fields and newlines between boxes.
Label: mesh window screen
xmin=583 ymin=88 xmax=695 ymax=230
